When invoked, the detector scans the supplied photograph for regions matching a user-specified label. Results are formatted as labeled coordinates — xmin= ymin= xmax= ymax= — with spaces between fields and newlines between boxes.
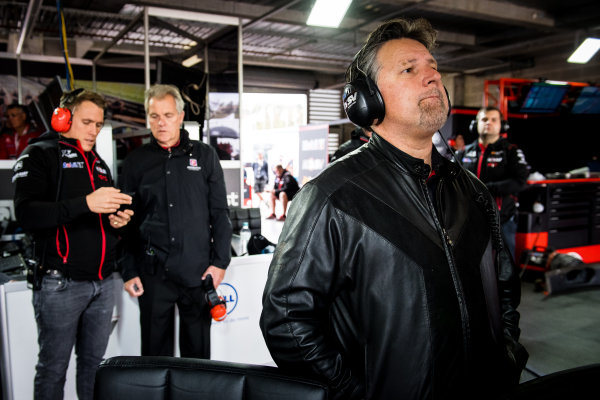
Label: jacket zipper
xmin=58 ymin=141 xmax=107 ymax=280
xmin=420 ymin=177 xmax=471 ymax=362
xmin=56 ymin=226 xmax=69 ymax=263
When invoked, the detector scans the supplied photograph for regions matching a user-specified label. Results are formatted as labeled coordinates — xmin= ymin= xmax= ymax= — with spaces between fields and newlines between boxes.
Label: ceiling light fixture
xmin=307 ymin=0 xmax=352 ymax=28
xmin=182 ymin=54 xmax=203 ymax=68
xmin=567 ymin=37 xmax=600 ymax=64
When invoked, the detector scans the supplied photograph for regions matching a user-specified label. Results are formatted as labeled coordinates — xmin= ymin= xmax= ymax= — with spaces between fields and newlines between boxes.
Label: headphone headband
xmin=59 ymin=88 xmax=85 ymax=109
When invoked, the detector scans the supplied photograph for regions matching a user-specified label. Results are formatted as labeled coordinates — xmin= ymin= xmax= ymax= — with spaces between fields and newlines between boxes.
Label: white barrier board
xmin=0 ymin=254 xmax=274 ymax=400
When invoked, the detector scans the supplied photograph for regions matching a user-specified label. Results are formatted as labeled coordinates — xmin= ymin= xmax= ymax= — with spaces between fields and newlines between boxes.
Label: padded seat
xmin=229 ymin=207 xmax=261 ymax=236
xmin=94 ymin=356 xmax=329 ymax=400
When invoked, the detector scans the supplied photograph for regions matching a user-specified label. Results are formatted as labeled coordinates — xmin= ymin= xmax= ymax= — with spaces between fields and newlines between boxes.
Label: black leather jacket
xmin=260 ymin=132 xmax=524 ymax=399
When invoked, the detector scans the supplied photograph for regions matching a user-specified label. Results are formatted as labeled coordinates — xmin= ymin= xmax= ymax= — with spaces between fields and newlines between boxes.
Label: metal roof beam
xmin=93 ymin=12 xmax=143 ymax=63
xmin=149 ymin=16 xmax=206 ymax=47
xmin=15 ymin=0 xmax=43 ymax=56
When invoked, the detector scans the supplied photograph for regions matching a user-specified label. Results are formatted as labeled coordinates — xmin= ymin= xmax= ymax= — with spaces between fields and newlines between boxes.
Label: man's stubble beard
xmin=418 ymin=98 xmax=448 ymax=133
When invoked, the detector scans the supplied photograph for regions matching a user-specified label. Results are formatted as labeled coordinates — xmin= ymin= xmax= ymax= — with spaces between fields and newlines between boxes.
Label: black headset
xmin=343 ymin=71 xmax=385 ymax=129
xmin=342 ymin=59 xmax=451 ymax=129
xmin=469 ymin=109 xmax=510 ymax=135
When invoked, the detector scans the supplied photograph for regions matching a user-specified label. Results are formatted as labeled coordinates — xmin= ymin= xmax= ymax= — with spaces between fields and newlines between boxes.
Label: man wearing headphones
xmin=456 ymin=106 xmax=530 ymax=260
xmin=261 ymin=18 xmax=526 ymax=400
xmin=12 ymin=89 xmax=133 ymax=399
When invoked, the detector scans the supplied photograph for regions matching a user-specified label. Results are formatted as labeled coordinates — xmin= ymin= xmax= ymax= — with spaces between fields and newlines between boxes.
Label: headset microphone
xmin=202 ymin=274 xmax=227 ymax=321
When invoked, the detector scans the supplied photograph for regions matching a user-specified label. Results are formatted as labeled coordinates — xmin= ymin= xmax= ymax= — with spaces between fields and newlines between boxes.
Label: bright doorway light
xmin=307 ymin=0 xmax=352 ymax=28
xmin=567 ymin=38 xmax=600 ymax=64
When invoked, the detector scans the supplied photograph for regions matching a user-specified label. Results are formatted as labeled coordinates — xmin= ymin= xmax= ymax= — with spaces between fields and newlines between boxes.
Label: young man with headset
xmin=260 ymin=17 xmax=526 ymax=400
xmin=457 ymin=106 xmax=530 ymax=260
xmin=12 ymin=89 xmax=133 ymax=400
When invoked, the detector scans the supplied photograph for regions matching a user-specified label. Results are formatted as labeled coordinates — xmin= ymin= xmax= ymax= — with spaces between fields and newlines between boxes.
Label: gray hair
xmin=144 ymin=84 xmax=185 ymax=113
xmin=346 ymin=17 xmax=438 ymax=84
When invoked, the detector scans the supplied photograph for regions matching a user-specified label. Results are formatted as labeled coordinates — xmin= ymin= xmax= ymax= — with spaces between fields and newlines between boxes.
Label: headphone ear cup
xmin=343 ymin=75 xmax=385 ymax=128
xmin=51 ymin=107 xmax=72 ymax=133
xmin=501 ymin=120 xmax=510 ymax=133
xmin=469 ymin=119 xmax=477 ymax=135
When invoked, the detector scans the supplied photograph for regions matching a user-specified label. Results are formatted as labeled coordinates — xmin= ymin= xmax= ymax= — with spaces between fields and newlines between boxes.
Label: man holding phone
xmin=13 ymin=89 xmax=133 ymax=400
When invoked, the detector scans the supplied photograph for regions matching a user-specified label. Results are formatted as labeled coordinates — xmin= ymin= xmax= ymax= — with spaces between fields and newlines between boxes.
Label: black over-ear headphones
xmin=343 ymin=71 xmax=385 ymax=129
xmin=469 ymin=110 xmax=510 ymax=134
xmin=343 ymin=63 xmax=452 ymax=128
xmin=51 ymin=88 xmax=85 ymax=133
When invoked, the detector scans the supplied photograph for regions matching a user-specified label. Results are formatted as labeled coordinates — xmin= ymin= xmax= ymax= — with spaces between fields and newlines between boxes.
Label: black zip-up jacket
xmin=456 ymin=138 xmax=529 ymax=223
xmin=260 ymin=132 xmax=524 ymax=399
xmin=119 ymin=130 xmax=232 ymax=287
xmin=13 ymin=131 xmax=119 ymax=280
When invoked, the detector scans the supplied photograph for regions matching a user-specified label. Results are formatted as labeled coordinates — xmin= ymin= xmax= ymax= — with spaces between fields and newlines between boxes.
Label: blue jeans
xmin=32 ymin=274 xmax=116 ymax=400
xmin=502 ymin=215 xmax=517 ymax=263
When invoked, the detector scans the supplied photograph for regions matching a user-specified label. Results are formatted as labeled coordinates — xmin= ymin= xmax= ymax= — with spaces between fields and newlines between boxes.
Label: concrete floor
xmin=518 ymin=277 xmax=600 ymax=382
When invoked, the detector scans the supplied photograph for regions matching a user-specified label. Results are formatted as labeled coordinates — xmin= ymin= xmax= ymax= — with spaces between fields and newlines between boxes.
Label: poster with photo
xmin=207 ymin=92 xmax=240 ymax=161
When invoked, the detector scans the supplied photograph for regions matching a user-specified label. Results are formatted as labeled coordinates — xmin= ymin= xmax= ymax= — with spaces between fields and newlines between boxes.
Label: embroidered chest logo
xmin=187 ymin=158 xmax=201 ymax=171
xmin=62 ymin=161 xmax=84 ymax=169
xmin=95 ymin=165 xmax=107 ymax=174
xmin=61 ymin=149 xmax=78 ymax=159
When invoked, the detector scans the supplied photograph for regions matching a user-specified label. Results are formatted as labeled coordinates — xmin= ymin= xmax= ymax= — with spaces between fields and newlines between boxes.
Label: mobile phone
xmin=118 ymin=191 xmax=136 ymax=212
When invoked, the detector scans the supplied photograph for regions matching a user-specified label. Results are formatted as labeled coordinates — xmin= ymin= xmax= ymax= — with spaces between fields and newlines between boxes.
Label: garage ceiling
xmin=2 ymin=0 xmax=600 ymax=87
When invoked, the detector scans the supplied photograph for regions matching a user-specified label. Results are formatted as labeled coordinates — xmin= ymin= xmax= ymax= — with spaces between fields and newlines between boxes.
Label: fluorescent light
xmin=307 ymin=0 xmax=352 ymax=28
xmin=545 ymin=80 xmax=568 ymax=85
xmin=567 ymin=37 xmax=600 ymax=64
xmin=182 ymin=54 xmax=203 ymax=68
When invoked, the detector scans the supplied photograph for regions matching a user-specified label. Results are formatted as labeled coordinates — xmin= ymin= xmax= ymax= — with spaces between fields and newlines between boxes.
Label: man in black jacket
xmin=456 ymin=106 xmax=529 ymax=259
xmin=120 ymin=84 xmax=232 ymax=358
xmin=260 ymin=18 xmax=526 ymax=400
xmin=13 ymin=90 xmax=133 ymax=400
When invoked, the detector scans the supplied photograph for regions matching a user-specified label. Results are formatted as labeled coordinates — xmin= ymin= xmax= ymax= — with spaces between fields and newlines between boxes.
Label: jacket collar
xmin=369 ymin=131 xmax=458 ymax=179
xmin=471 ymin=137 xmax=506 ymax=152
xmin=151 ymin=129 xmax=193 ymax=154
xmin=29 ymin=130 xmax=58 ymax=145
xmin=32 ymin=131 xmax=94 ymax=152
